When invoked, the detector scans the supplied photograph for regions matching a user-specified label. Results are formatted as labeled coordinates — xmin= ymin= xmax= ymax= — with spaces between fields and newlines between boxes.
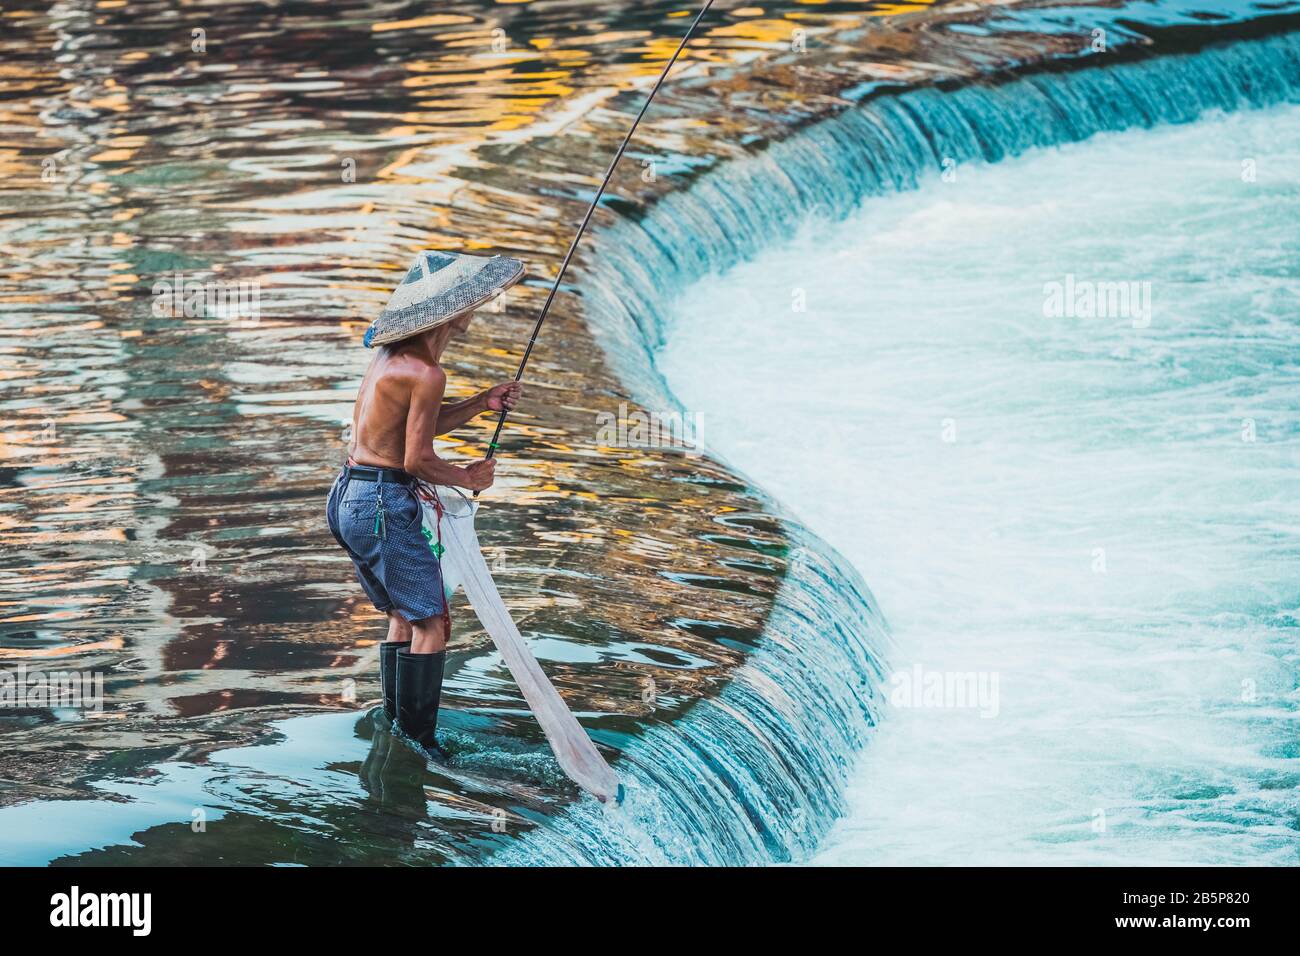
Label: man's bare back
xmin=349 ymin=317 xmax=519 ymax=491
xmin=350 ymin=343 xmax=441 ymax=470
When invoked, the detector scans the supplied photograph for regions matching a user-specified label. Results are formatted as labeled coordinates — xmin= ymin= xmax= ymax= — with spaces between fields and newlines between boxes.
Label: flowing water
xmin=3 ymin=0 xmax=1298 ymax=866
xmin=648 ymin=39 xmax=1300 ymax=864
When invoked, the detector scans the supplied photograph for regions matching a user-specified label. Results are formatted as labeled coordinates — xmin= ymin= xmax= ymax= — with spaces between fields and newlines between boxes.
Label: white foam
xmin=657 ymin=104 xmax=1300 ymax=865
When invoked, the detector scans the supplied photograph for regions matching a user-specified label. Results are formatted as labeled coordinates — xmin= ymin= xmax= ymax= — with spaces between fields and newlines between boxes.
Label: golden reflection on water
xmin=0 ymin=0 xmax=969 ymax=858
xmin=0 ymin=0 xmax=894 ymax=727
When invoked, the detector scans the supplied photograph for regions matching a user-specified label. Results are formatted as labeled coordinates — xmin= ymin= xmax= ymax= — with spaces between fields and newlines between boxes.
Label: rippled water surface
xmin=1 ymin=0 xmax=864 ymax=714
xmin=0 ymin=0 xmax=918 ymax=865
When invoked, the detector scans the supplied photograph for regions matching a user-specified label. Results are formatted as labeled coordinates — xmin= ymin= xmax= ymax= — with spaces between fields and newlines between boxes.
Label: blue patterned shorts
xmin=326 ymin=465 xmax=446 ymax=622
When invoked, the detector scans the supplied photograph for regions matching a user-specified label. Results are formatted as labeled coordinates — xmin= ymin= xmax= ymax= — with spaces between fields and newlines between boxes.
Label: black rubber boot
xmin=380 ymin=640 xmax=411 ymax=723
xmin=396 ymin=649 xmax=448 ymax=759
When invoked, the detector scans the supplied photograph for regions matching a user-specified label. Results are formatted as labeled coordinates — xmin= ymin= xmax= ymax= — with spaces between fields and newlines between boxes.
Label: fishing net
xmin=416 ymin=482 xmax=622 ymax=803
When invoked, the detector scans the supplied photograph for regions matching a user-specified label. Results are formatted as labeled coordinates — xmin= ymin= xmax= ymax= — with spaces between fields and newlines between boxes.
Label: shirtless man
xmin=326 ymin=308 xmax=521 ymax=756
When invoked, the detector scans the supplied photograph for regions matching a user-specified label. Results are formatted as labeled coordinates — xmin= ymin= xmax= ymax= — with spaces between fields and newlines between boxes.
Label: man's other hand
xmin=462 ymin=458 xmax=496 ymax=491
xmin=485 ymin=382 xmax=522 ymax=412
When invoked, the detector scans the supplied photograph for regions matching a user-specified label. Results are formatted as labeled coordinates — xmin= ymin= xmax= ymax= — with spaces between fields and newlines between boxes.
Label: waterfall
xmin=494 ymin=541 xmax=892 ymax=864
xmin=583 ymin=29 xmax=1300 ymax=407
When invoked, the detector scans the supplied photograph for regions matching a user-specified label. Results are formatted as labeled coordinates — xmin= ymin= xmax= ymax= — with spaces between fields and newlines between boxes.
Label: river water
xmin=3 ymin=0 xmax=1297 ymax=865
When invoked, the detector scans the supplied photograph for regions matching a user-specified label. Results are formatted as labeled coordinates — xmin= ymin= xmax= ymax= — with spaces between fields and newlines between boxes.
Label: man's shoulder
xmin=417 ymin=359 xmax=446 ymax=387
xmin=393 ymin=353 xmax=445 ymax=393
xmin=380 ymin=350 xmax=444 ymax=384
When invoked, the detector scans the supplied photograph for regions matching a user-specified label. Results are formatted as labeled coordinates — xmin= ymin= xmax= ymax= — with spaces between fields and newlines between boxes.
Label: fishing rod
xmin=478 ymin=0 xmax=715 ymax=493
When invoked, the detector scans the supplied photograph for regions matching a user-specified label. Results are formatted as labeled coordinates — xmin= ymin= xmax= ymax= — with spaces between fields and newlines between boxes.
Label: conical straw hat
xmin=363 ymin=250 xmax=526 ymax=347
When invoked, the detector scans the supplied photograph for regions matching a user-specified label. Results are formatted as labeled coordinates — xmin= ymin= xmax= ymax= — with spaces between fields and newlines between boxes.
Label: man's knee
xmin=386 ymin=612 xmax=413 ymax=641
xmin=411 ymin=614 xmax=445 ymax=635
xmin=409 ymin=614 xmax=447 ymax=652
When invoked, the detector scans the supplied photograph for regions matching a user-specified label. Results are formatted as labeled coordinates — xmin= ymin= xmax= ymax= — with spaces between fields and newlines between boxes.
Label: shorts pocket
xmin=344 ymin=495 xmax=378 ymax=520
xmin=339 ymin=494 xmax=378 ymax=541
xmin=391 ymin=489 xmax=423 ymax=532
xmin=341 ymin=487 xmax=421 ymax=537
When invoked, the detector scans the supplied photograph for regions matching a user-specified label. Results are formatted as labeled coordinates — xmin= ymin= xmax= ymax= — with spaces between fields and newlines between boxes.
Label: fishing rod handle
xmin=473 ymin=409 xmax=508 ymax=499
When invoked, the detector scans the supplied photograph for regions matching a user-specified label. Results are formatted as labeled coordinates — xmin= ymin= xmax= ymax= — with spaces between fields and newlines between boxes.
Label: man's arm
xmin=404 ymin=367 xmax=495 ymax=491
xmin=436 ymin=393 xmax=489 ymax=436
xmin=435 ymin=382 xmax=523 ymax=436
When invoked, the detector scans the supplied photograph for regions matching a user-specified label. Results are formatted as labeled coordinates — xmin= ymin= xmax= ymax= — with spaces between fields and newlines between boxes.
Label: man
xmin=327 ymin=250 xmax=526 ymax=757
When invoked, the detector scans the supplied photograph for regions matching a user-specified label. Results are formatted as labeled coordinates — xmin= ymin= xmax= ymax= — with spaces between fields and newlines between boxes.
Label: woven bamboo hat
xmin=363 ymin=250 xmax=526 ymax=347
